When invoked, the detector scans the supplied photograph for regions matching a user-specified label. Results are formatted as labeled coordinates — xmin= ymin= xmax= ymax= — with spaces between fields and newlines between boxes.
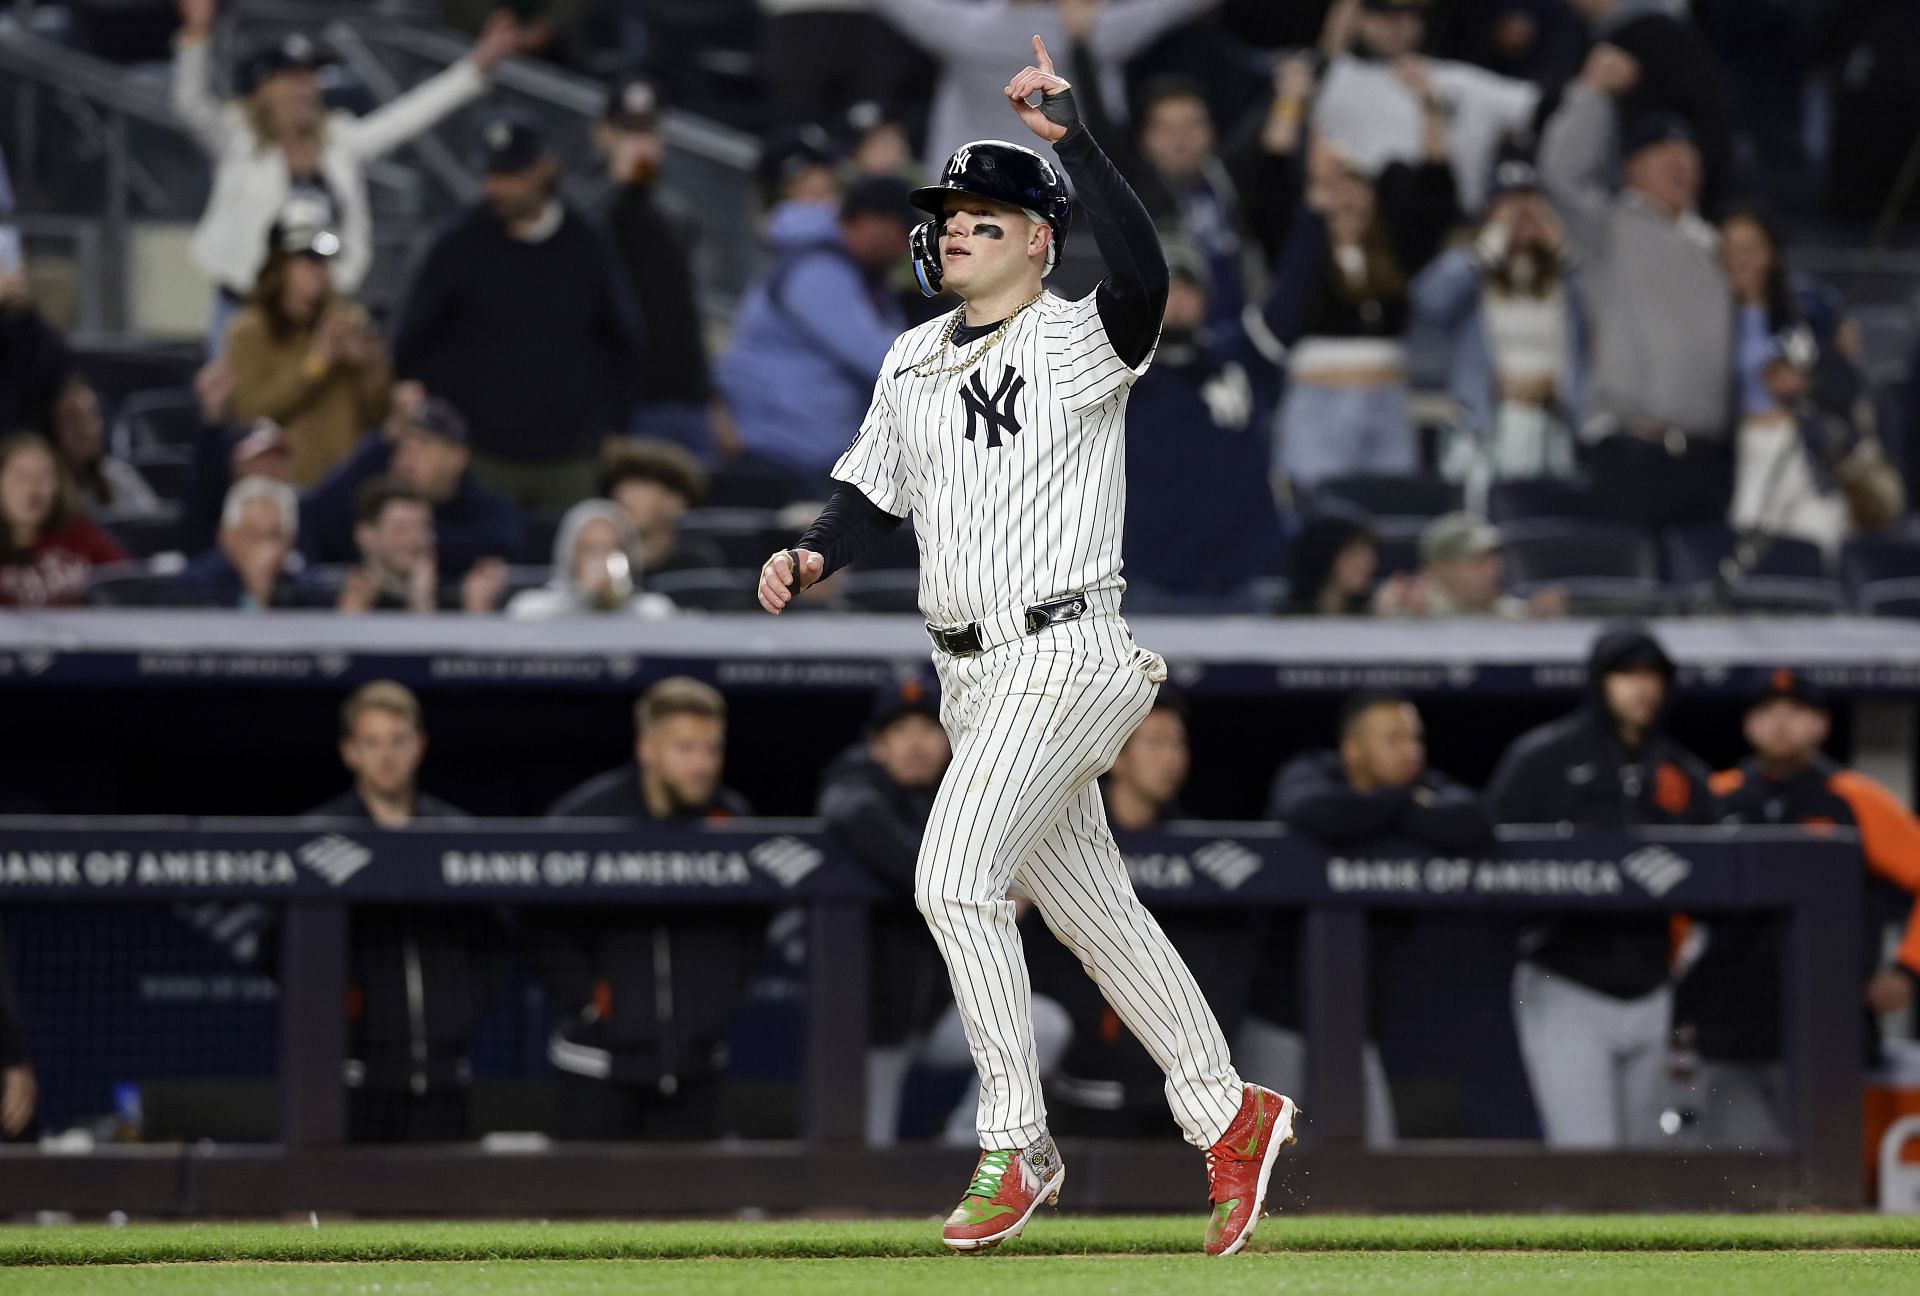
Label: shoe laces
xmin=1204 ymin=1147 xmax=1221 ymax=1199
xmin=967 ymin=1148 xmax=1015 ymax=1199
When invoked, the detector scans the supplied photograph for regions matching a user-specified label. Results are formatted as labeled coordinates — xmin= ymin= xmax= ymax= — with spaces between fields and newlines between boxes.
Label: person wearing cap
xmin=175 ymin=475 xmax=314 ymax=609
xmin=172 ymin=1 xmax=528 ymax=355
xmin=1120 ymin=240 xmax=1285 ymax=609
xmin=597 ymin=77 xmax=735 ymax=464
xmin=299 ymin=393 xmax=525 ymax=579
xmin=1412 ymin=158 xmax=1590 ymax=481
xmin=1375 ymin=511 xmax=1566 ymax=619
xmin=392 ymin=113 xmax=643 ymax=513
xmin=1564 ymin=0 xmax=1730 ymax=197
xmin=1254 ymin=690 xmax=1490 ymax=1146
xmin=1539 ymin=40 xmax=1734 ymax=531
xmin=1309 ymin=0 xmax=1540 ymax=213
xmin=715 ymin=172 xmax=915 ymax=482
xmin=1487 ymin=623 xmax=1714 ymax=1148
xmin=226 ymin=197 xmax=392 ymax=486
xmin=1667 ymin=671 xmax=1920 ymax=1148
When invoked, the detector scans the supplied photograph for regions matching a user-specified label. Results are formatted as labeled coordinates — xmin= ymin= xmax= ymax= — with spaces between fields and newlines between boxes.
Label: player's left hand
xmin=1005 ymin=36 xmax=1076 ymax=144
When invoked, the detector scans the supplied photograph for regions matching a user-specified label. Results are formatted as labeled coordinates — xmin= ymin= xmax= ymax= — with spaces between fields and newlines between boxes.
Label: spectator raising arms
xmin=41 ymin=375 xmax=163 ymax=518
xmin=226 ymin=205 xmax=393 ymax=486
xmin=505 ymin=500 xmax=674 ymax=621
xmin=1313 ymin=0 xmax=1540 ymax=212
xmin=1268 ymin=57 xmax=1459 ymax=488
xmin=1413 ymin=159 xmax=1588 ymax=483
xmin=1540 ymin=47 xmax=1733 ymax=530
xmin=0 ymin=431 xmax=128 ymax=608
xmin=393 ymin=116 xmax=643 ymax=513
xmin=172 ymin=0 xmax=527 ymax=352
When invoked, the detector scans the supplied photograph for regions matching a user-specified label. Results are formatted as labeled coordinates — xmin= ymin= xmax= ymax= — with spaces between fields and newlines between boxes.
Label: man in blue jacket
xmin=301 ymin=395 xmax=525 ymax=576
xmin=716 ymin=173 xmax=914 ymax=484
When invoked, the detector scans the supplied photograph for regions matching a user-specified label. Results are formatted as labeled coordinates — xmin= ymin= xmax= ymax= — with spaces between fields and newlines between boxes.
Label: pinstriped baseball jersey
xmin=831 ymin=290 xmax=1154 ymax=627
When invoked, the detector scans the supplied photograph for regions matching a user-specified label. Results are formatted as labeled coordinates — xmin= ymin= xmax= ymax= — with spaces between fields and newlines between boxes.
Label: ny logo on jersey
xmin=960 ymin=365 xmax=1026 ymax=448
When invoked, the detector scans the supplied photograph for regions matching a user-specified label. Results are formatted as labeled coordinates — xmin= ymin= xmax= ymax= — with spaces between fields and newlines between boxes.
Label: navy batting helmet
xmin=908 ymin=140 xmax=1071 ymax=297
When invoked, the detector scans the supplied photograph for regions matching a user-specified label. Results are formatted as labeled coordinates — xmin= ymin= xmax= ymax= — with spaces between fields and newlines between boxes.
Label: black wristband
xmin=1039 ymin=86 xmax=1081 ymax=133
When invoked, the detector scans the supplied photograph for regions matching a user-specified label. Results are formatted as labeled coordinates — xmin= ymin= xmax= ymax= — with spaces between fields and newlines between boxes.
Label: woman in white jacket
xmin=172 ymin=0 xmax=524 ymax=352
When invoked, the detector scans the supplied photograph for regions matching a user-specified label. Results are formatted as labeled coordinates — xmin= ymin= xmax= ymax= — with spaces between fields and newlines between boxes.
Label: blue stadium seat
xmin=70 ymin=347 xmax=201 ymax=421
xmin=110 ymin=389 xmax=204 ymax=456
xmin=1841 ymin=537 xmax=1920 ymax=614
xmin=1315 ymin=474 xmax=1462 ymax=522
xmin=1486 ymin=476 xmax=1604 ymax=524
xmin=706 ymin=454 xmax=810 ymax=509
xmin=678 ymin=508 xmax=788 ymax=569
xmin=1373 ymin=516 xmax=1429 ymax=578
xmin=126 ymin=446 xmax=195 ymax=503
xmin=100 ymin=506 xmax=182 ymax=559
xmin=647 ymin=567 xmax=760 ymax=612
xmin=1499 ymin=518 xmax=1670 ymax=615
xmin=1662 ymin=525 xmax=1841 ymax=614
xmin=85 ymin=565 xmax=196 ymax=608
xmin=521 ymin=512 xmax=567 ymax=566
xmin=836 ymin=569 xmax=922 ymax=613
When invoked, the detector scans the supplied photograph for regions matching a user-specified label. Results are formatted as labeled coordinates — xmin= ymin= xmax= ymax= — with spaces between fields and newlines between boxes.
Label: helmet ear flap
xmin=910 ymin=218 xmax=944 ymax=298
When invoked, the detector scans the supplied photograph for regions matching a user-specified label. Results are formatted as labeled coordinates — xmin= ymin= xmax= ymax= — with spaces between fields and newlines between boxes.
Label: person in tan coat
xmin=226 ymin=208 xmax=392 ymax=486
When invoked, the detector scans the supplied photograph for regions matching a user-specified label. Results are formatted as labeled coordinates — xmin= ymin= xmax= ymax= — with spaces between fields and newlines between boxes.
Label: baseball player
xmin=757 ymin=37 xmax=1295 ymax=1256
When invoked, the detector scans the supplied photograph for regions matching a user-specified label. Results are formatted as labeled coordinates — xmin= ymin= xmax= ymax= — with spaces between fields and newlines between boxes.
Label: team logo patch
xmin=960 ymin=364 xmax=1025 ymax=448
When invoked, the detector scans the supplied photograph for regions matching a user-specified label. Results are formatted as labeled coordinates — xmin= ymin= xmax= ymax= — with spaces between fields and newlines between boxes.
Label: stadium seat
xmin=837 ymin=569 xmax=922 ymax=613
xmin=1662 ymin=525 xmax=1842 ymax=614
xmin=112 ymin=389 xmax=205 ymax=456
xmin=1315 ymin=474 xmax=1461 ymax=522
xmin=706 ymin=454 xmax=810 ymax=509
xmin=1499 ymin=519 xmax=1670 ymax=614
xmin=678 ymin=508 xmax=788 ymax=569
xmin=70 ymin=346 xmax=201 ymax=420
xmin=100 ymin=506 xmax=182 ymax=559
xmin=1485 ymin=476 xmax=1604 ymax=524
xmin=126 ymin=446 xmax=195 ymax=503
xmin=1841 ymin=537 xmax=1920 ymax=614
xmin=1373 ymin=516 xmax=1429 ymax=578
xmin=85 ymin=566 xmax=195 ymax=608
xmin=647 ymin=567 xmax=760 ymax=612
xmin=521 ymin=512 xmax=567 ymax=566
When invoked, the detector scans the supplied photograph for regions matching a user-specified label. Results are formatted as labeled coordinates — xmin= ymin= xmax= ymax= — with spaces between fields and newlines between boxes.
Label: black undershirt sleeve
xmin=797 ymin=480 xmax=905 ymax=581
xmin=1051 ymin=123 xmax=1169 ymax=371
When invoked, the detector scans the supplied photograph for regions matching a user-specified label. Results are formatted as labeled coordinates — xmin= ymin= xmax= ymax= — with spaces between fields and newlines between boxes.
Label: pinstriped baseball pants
xmin=917 ymin=614 xmax=1245 ymax=1150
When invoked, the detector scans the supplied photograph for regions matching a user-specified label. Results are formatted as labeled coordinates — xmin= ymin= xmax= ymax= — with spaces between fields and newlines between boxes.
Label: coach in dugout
xmin=1033 ymin=693 xmax=1255 ymax=1138
xmin=304 ymin=682 xmax=496 ymax=1142
xmin=1671 ymin=670 xmax=1920 ymax=1148
xmin=539 ymin=678 xmax=766 ymax=1140
xmin=1487 ymin=623 xmax=1714 ymax=1148
xmin=1249 ymin=692 xmax=1492 ymax=1145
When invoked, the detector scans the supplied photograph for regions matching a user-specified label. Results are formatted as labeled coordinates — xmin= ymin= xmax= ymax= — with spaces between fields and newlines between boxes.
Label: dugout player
xmin=821 ymin=676 xmax=1071 ymax=1146
xmin=1671 ymin=670 xmax=1920 ymax=1147
xmin=1032 ymin=692 xmax=1257 ymax=1140
xmin=757 ymin=37 xmax=1295 ymax=1255
xmin=1487 ymin=623 xmax=1714 ymax=1147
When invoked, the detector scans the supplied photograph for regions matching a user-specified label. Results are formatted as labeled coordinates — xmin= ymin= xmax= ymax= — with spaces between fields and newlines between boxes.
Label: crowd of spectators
xmin=2 ymin=0 xmax=1917 ymax=616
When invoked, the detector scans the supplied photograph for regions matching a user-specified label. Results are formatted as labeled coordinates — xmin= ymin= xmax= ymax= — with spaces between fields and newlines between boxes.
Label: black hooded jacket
xmin=817 ymin=743 xmax=949 ymax=1046
xmin=1486 ymin=625 xmax=1713 ymax=999
xmin=1285 ymin=513 xmax=1375 ymax=615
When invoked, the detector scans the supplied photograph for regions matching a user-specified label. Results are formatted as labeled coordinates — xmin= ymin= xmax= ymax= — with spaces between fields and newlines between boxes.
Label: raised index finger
xmin=1032 ymin=34 xmax=1054 ymax=78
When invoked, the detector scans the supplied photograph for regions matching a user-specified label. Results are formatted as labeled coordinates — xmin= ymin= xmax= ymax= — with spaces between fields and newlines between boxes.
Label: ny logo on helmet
xmin=960 ymin=365 xmax=1025 ymax=448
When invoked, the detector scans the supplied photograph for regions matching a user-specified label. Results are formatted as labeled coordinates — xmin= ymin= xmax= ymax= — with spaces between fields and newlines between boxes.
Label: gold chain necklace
xmin=907 ymin=291 xmax=1045 ymax=379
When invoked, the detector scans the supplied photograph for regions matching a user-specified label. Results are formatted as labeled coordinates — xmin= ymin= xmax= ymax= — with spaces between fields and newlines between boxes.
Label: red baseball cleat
xmin=1203 ymin=1084 xmax=1299 ymax=1256
xmin=940 ymin=1135 xmax=1065 ymax=1252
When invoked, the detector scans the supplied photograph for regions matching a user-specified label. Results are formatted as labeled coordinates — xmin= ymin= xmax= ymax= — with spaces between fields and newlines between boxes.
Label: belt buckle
xmin=1025 ymin=594 xmax=1089 ymax=635
xmin=927 ymin=622 xmax=983 ymax=656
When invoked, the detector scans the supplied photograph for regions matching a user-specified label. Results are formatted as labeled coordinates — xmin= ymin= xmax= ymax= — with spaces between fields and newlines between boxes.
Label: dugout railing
xmin=0 ymin=819 xmax=1865 ymax=1215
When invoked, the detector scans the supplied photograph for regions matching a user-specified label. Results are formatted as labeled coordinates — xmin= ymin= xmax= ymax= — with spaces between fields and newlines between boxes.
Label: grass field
xmin=4 ymin=1216 xmax=1919 ymax=1294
